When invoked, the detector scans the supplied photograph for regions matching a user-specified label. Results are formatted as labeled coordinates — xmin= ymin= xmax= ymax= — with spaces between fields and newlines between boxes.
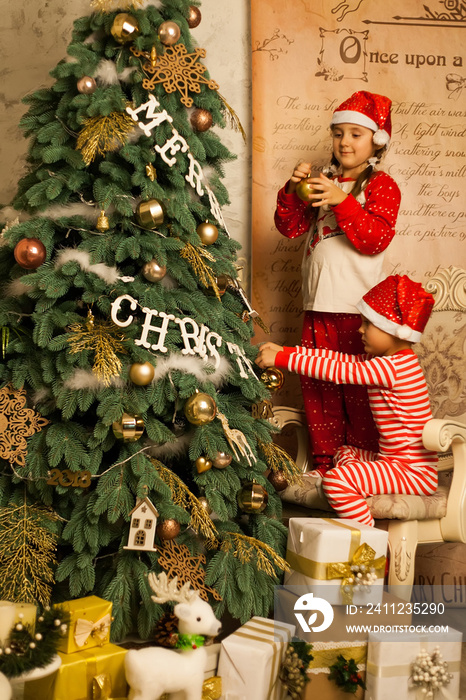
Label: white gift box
xmin=284 ymin=517 xmax=388 ymax=606
xmin=217 ymin=616 xmax=295 ymax=700
xmin=366 ymin=628 xmax=463 ymax=700
xmin=204 ymin=642 xmax=220 ymax=680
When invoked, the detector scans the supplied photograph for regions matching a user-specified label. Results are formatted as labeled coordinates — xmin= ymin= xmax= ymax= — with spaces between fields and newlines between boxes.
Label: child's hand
xmin=255 ymin=342 xmax=283 ymax=369
xmin=287 ymin=161 xmax=312 ymax=194
xmin=306 ymin=173 xmax=348 ymax=207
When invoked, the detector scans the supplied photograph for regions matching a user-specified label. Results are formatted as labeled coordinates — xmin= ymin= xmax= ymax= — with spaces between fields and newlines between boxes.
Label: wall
xmin=0 ymin=0 xmax=252 ymax=276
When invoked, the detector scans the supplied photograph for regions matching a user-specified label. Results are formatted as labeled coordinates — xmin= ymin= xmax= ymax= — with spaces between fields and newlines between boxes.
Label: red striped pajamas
xmin=274 ymin=347 xmax=438 ymax=526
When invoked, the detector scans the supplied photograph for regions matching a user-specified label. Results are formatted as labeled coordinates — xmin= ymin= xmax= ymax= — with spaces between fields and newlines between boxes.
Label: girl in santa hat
xmin=256 ymin=275 xmax=438 ymax=526
xmin=274 ymin=91 xmax=401 ymax=479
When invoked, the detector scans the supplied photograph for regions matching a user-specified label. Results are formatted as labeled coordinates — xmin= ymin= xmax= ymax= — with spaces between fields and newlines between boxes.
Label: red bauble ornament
xmin=14 ymin=238 xmax=47 ymax=269
xmin=187 ymin=6 xmax=202 ymax=28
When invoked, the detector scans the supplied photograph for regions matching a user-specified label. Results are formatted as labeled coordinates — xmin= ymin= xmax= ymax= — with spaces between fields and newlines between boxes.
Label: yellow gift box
xmin=56 ymin=596 xmax=112 ymax=654
xmin=23 ymin=642 xmax=128 ymax=700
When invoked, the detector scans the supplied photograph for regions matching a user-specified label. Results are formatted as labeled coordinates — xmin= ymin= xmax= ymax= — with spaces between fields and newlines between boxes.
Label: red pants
xmin=322 ymin=445 xmax=438 ymax=526
xmin=300 ymin=310 xmax=379 ymax=469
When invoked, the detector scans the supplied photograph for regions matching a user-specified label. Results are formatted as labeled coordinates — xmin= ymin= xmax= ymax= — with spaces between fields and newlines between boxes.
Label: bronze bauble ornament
xmin=129 ymin=362 xmax=155 ymax=386
xmin=190 ymin=108 xmax=213 ymax=132
xmin=156 ymin=519 xmax=181 ymax=540
xmin=111 ymin=13 xmax=140 ymax=44
xmin=187 ymin=5 xmax=202 ymax=28
xmin=112 ymin=413 xmax=145 ymax=442
xmin=136 ymin=199 xmax=165 ymax=229
xmin=237 ymin=481 xmax=268 ymax=513
xmin=267 ymin=469 xmax=289 ymax=492
xmin=212 ymin=451 xmax=232 ymax=469
xmin=198 ymin=495 xmax=212 ymax=515
xmin=158 ymin=20 xmax=181 ymax=45
xmin=195 ymin=456 xmax=213 ymax=474
xmin=14 ymin=238 xmax=47 ymax=269
xmin=260 ymin=367 xmax=284 ymax=392
xmin=295 ymin=176 xmax=317 ymax=202
xmin=77 ymin=76 xmax=97 ymax=94
xmin=206 ymin=273 xmax=230 ymax=297
xmin=196 ymin=221 xmax=218 ymax=245
xmin=184 ymin=392 xmax=217 ymax=425
xmin=142 ymin=259 xmax=167 ymax=282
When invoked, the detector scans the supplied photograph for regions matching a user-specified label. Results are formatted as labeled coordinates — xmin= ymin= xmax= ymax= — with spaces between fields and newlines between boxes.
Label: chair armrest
xmin=422 ymin=418 xmax=466 ymax=542
xmin=271 ymin=406 xmax=311 ymax=473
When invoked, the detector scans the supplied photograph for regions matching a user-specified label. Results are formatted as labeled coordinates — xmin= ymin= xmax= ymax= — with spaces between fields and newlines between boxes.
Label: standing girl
xmin=274 ymin=91 xmax=401 ymax=476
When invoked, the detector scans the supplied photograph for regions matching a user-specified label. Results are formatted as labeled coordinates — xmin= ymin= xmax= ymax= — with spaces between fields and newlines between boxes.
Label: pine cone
xmin=153 ymin=612 xmax=179 ymax=648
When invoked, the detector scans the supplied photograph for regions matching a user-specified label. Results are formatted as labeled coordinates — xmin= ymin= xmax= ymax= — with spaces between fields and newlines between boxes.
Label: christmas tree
xmin=0 ymin=0 xmax=299 ymax=640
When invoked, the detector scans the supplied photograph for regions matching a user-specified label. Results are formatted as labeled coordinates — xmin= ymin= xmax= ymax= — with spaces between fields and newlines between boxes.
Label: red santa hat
xmin=330 ymin=91 xmax=392 ymax=147
xmin=356 ymin=275 xmax=435 ymax=343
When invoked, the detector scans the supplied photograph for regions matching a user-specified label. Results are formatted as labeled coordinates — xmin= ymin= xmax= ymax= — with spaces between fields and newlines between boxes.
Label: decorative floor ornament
xmin=0 ymin=385 xmax=50 ymax=468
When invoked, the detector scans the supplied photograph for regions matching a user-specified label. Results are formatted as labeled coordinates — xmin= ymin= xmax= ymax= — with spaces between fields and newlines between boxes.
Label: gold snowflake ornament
xmin=133 ymin=44 xmax=219 ymax=108
xmin=0 ymin=384 xmax=50 ymax=468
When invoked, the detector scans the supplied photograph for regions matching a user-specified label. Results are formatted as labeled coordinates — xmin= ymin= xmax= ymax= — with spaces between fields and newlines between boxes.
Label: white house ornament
xmin=124 ymin=497 xmax=159 ymax=551
xmin=112 ymin=412 xmax=145 ymax=441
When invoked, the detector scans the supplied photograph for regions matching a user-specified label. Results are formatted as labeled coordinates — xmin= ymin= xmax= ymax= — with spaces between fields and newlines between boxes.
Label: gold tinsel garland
xmin=151 ymin=460 xmax=219 ymax=543
xmin=76 ymin=111 xmax=136 ymax=165
xmin=220 ymin=532 xmax=290 ymax=576
xmin=90 ymin=0 xmax=145 ymax=10
xmin=179 ymin=242 xmax=221 ymax=300
xmin=0 ymin=500 xmax=59 ymax=606
xmin=258 ymin=440 xmax=303 ymax=486
xmin=67 ymin=309 xmax=127 ymax=386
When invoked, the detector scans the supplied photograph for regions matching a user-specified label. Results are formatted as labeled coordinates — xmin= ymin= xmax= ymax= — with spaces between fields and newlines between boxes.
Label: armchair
xmin=273 ymin=266 xmax=466 ymax=601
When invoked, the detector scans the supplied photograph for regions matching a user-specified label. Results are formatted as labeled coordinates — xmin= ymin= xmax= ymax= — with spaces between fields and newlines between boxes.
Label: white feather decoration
xmin=64 ymin=369 xmax=125 ymax=391
xmin=145 ymin=433 xmax=191 ymax=459
xmin=32 ymin=387 xmax=52 ymax=404
xmin=55 ymin=249 xmax=126 ymax=285
xmin=94 ymin=59 xmax=136 ymax=86
xmin=3 ymin=279 xmax=34 ymax=297
xmin=151 ymin=354 xmax=231 ymax=388
xmin=39 ymin=203 xmax=102 ymax=222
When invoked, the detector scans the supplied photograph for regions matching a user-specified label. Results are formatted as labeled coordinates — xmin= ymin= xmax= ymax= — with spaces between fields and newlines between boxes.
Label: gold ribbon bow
xmin=92 ymin=673 xmax=126 ymax=700
xmin=327 ymin=542 xmax=386 ymax=604
xmin=74 ymin=613 xmax=111 ymax=648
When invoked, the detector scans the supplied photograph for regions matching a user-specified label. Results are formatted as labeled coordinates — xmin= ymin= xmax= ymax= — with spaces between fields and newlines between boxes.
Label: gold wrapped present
xmin=218 ymin=616 xmax=295 ymax=700
xmin=22 ymin=644 xmax=127 ymax=700
xmin=284 ymin=517 xmax=388 ymax=605
xmin=56 ymin=596 xmax=112 ymax=654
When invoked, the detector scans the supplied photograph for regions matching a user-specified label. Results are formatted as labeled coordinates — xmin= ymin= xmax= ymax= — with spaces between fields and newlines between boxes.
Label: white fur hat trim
xmin=356 ymin=298 xmax=423 ymax=343
xmin=373 ymin=129 xmax=390 ymax=146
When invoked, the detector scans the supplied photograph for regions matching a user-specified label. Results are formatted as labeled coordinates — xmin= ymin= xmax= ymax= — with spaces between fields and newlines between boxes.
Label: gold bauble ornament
xmin=206 ymin=274 xmax=230 ymax=297
xmin=267 ymin=469 xmax=289 ymax=492
xmin=112 ymin=413 xmax=145 ymax=442
xmin=14 ymin=238 xmax=47 ymax=269
xmin=195 ymin=456 xmax=213 ymax=474
xmin=158 ymin=20 xmax=181 ymax=45
xmin=77 ymin=76 xmax=97 ymax=94
xmin=260 ymin=367 xmax=284 ymax=392
xmin=142 ymin=259 xmax=167 ymax=282
xmin=237 ymin=481 xmax=268 ymax=513
xmin=196 ymin=221 xmax=218 ymax=245
xmin=212 ymin=451 xmax=232 ymax=469
xmin=184 ymin=392 xmax=217 ymax=425
xmin=187 ymin=5 xmax=202 ymax=28
xmin=129 ymin=362 xmax=155 ymax=386
xmin=156 ymin=519 xmax=181 ymax=540
xmin=111 ymin=13 xmax=140 ymax=44
xmin=190 ymin=108 xmax=213 ymax=132
xmin=295 ymin=176 xmax=317 ymax=202
xmin=198 ymin=495 xmax=212 ymax=514
xmin=136 ymin=199 xmax=165 ymax=229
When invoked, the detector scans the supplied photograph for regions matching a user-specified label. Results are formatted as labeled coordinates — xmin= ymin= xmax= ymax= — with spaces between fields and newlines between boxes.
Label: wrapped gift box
xmin=217 ymin=616 xmax=295 ymax=700
xmin=275 ymin=586 xmax=412 ymax=642
xmin=366 ymin=628 xmax=462 ymax=699
xmin=284 ymin=517 xmax=388 ymax=605
xmin=303 ymin=640 xmax=366 ymax=700
xmin=204 ymin=642 xmax=220 ymax=680
xmin=56 ymin=596 xmax=112 ymax=654
xmin=22 ymin=642 xmax=127 ymax=700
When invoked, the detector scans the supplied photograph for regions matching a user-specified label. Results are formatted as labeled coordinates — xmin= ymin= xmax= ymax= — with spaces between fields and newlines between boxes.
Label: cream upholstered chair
xmin=273 ymin=266 xmax=466 ymax=601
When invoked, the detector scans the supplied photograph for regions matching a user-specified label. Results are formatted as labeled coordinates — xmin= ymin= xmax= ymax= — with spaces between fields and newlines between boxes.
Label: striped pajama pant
xmin=322 ymin=445 xmax=438 ymax=526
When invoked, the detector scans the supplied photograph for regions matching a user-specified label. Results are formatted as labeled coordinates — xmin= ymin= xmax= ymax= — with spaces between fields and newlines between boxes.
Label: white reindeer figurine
xmin=125 ymin=573 xmax=221 ymax=700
